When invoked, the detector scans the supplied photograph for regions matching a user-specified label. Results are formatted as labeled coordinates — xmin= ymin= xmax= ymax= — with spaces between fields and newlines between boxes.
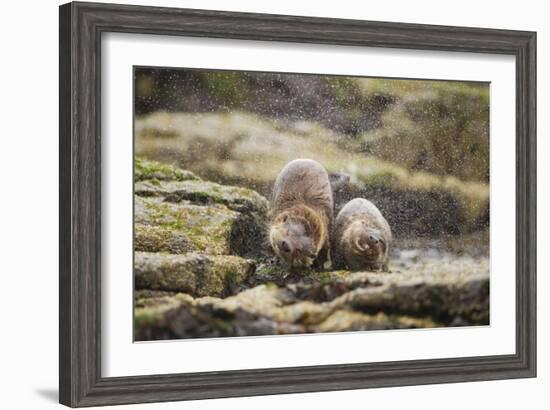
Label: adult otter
xmin=269 ymin=159 xmax=333 ymax=270
xmin=334 ymin=198 xmax=392 ymax=271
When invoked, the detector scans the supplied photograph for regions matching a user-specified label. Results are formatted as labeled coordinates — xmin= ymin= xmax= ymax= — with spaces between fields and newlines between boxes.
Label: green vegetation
xmin=135 ymin=157 xmax=199 ymax=182
xmin=135 ymin=196 xmax=239 ymax=255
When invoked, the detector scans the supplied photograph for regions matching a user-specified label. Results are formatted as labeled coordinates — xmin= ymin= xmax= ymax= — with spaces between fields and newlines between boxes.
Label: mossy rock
xmin=135 ymin=157 xmax=200 ymax=182
xmin=135 ymin=179 xmax=268 ymax=214
xmin=135 ymin=261 xmax=488 ymax=340
xmin=134 ymin=289 xmax=177 ymax=303
xmin=134 ymin=293 xmax=194 ymax=336
xmin=134 ymin=251 xmax=256 ymax=297
xmin=316 ymin=311 xmax=437 ymax=332
xmin=135 ymin=302 xmax=306 ymax=341
xmin=134 ymin=297 xmax=183 ymax=336
xmin=135 ymin=196 xmax=238 ymax=254
xmin=135 ymin=196 xmax=267 ymax=256
xmin=134 ymin=224 xmax=197 ymax=254
xmin=331 ymin=270 xmax=490 ymax=324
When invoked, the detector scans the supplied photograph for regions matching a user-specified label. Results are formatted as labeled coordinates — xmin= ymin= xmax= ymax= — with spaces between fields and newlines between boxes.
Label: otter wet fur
xmin=269 ymin=159 xmax=334 ymax=271
xmin=333 ymin=198 xmax=392 ymax=271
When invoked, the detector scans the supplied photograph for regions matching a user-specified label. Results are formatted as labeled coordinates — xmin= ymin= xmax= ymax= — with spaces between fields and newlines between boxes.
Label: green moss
xmin=256 ymin=266 xmax=281 ymax=276
xmin=211 ymin=257 xmax=256 ymax=295
xmin=148 ymin=178 xmax=161 ymax=187
xmin=135 ymin=157 xmax=199 ymax=182
xmin=134 ymin=224 xmax=197 ymax=254
xmin=140 ymin=198 xmax=238 ymax=255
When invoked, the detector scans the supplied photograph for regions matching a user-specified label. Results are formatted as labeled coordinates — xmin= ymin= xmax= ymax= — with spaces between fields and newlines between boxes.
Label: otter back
xmin=271 ymin=159 xmax=334 ymax=220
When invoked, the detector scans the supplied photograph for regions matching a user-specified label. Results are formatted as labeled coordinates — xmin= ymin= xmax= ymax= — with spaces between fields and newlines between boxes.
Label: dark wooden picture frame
xmin=59 ymin=1 xmax=536 ymax=407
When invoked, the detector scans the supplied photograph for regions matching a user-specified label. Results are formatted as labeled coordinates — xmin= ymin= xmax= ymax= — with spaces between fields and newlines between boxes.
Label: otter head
xmin=269 ymin=211 xmax=319 ymax=269
xmin=343 ymin=221 xmax=387 ymax=270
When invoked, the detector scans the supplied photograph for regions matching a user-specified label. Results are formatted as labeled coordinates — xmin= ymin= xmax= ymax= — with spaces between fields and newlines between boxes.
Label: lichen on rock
xmin=134 ymin=224 xmax=197 ymax=254
xmin=135 ymin=179 xmax=268 ymax=214
xmin=135 ymin=196 xmax=243 ymax=254
xmin=134 ymin=252 xmax=256 ymax=297
xmin=134 ymin=194 xmax=267 ymax=256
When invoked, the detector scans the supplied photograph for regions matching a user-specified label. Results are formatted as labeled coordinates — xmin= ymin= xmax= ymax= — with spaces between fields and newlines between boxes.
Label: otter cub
xmin=269 ymin=159 xmax=333 ymax=270
xmin=334 ymin=198 xmax=392 ymax=271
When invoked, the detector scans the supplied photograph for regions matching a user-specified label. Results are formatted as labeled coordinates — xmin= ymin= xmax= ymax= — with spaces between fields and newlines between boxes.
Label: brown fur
xmin=333 ymin=198 xmax=392 ymax=271
xmin=269 ymin=159 xmax=333 ymax=270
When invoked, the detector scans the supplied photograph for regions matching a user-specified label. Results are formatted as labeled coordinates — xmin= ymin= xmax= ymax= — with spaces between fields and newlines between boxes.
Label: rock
xmin=134 ymin=224 xmax=197 ymax=254
xmin=134 ymin=293 xmax=194 ymax=337
xmin=330 ymin=270 xmax=489 ymax=324
xmin=135 ymin=179 xmax=268 ymax=214
xmin=316 ymin=311 xmax=437 ymax=332
xmin=196 ymin=284 xmax=282 ymax=316
xmin=134 ymin=195 xmax=267 ymax=257
xmin=134 ymin=265 xmax=488 ymax=340
xmin=135 ymin=157 xmax=200 ymax=182
xmin=135 ymin=196 xmax=238 ymax=255
xmin=134 ymin=289 xmax=176 ymax=302
xmin=135 ymin=158 xmax=270 ymax=255
xmin=136 ymin=303 xmax=306 ymax=341
xmin=134 ymin=252 xmax=256 ymax=297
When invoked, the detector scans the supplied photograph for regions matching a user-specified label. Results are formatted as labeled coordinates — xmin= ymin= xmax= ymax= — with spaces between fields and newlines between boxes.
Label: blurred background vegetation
xmin=134 ymin=68 xmax=490 ymax=239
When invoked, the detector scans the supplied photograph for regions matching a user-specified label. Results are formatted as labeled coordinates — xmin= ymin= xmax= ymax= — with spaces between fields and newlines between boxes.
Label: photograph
xmin=51 ymin=1 xmax=538 ymax=407
xmin=133 ymin=67 xmax=491 ymax=341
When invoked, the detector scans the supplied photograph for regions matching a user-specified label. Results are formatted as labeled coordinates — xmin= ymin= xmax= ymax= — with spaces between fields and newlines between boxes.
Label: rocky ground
xmin=134 ymin=158 xmax=490 ymax=341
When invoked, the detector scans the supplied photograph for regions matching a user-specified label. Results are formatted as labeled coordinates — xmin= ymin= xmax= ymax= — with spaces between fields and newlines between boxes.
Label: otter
xmin=333 ymin=198 xmax=392 ymax=271
xmin=269 ymin=159 xmax=334 ymax=270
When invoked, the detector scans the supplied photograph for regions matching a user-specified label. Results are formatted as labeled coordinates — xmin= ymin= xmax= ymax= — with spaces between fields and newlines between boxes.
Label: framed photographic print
xmin=59 ymin=1 xmax=536 ymax=407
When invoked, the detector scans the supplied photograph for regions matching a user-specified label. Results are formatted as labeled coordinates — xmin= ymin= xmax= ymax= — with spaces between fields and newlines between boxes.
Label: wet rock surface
xmin=134 ymin=159 xmax=490 ymax=340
